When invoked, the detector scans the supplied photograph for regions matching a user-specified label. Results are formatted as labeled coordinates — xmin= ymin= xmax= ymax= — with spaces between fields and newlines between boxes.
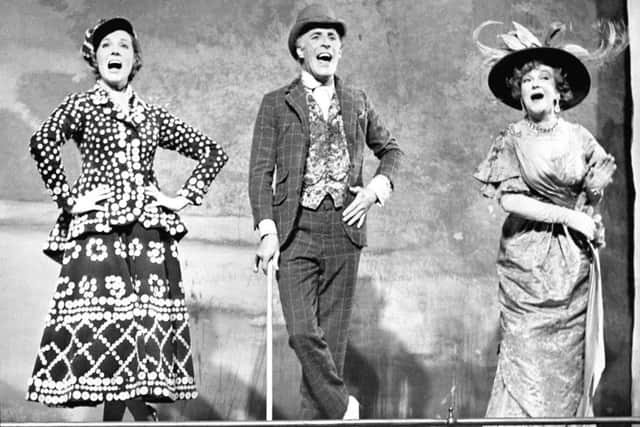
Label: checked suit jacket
xmin=249 ymin=75 xmax=403 ymax=248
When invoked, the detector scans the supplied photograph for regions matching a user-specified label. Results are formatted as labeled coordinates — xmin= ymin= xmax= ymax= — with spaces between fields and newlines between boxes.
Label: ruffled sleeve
xmin=473 ymin=127 xmax=530 ymax=199
xmin=577 ymin=124 xmax=614 ymax=175
xmin=575 ymin=123 xmax=616 ymax=207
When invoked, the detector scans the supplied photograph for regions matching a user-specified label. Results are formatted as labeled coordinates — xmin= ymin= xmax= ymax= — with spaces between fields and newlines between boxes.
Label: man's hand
xmin=254 ymin=234 xmax=280 ymax=275
xmin=71 ymin=184 xmax=114 ymax=215
xmin=145 ymin=186 xmax=191 ymax=212
xmin=342 ymin=186 xmax=377 ymax=228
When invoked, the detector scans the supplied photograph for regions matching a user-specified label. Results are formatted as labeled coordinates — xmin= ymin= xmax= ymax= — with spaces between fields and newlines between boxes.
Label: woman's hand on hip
xmin=71 ymin=184 xmax=113 ymax=215
xmin=145 ymin=186 xmax=190 ymax=212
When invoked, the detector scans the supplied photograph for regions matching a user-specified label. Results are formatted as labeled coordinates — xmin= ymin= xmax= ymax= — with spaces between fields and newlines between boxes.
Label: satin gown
xmin=474 ymin=118 xmax=612 ymax=418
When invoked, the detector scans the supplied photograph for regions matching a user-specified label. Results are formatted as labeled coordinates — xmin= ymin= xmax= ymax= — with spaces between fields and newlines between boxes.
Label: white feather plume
xmin=473 ymin=19 xmax=628 ymax=69
xmin=561 ymin=20 xmax=629 ymax=67
xmin=510 ymin=21 xmax=542 ymax=48
xmin=472 ymin=20 xmax=510 ymax=67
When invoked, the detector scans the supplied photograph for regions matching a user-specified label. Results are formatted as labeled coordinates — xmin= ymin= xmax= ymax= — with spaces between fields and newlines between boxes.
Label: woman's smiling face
xmin=520 ymin=64 xmax=560 ymax=119
xmin=96 ymin=30 xmax=134 ymax=90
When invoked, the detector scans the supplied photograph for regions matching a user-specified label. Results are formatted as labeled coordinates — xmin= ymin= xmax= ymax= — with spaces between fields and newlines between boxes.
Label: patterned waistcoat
xmin=301 ymin=91 xmax=351 ymax=209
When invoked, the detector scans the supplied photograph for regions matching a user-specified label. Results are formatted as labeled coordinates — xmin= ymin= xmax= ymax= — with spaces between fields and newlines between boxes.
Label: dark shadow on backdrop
xmin=344 ymin=274 xmax=431 ymax=418
xmin=343 ymin=274 xmax=499 ymax=418
xmin=594 ymin=0 xmax=633 ymax=420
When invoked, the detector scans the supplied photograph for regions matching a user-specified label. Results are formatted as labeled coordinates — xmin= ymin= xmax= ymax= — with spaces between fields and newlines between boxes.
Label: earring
xmin=554 ymin=99 xmax=560 ymax=113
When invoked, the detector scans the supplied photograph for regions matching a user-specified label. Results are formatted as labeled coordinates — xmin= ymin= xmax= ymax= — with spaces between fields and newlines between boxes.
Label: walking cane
xmin=266 ymin=260 xmax=274 ymax=420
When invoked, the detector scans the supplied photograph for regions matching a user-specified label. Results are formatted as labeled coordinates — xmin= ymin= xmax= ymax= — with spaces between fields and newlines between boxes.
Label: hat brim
xmin=92 ymin=17 xmax=135 ymax=50
xmin=488 ymin=47 xmax=590 ymax=110
xmin=288 ymin=21 xmax=346 ymax=59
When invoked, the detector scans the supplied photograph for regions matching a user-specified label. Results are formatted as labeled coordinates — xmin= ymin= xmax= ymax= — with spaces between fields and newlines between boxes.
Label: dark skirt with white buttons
xmin=26 ymin=222 xmax=197 ymax=407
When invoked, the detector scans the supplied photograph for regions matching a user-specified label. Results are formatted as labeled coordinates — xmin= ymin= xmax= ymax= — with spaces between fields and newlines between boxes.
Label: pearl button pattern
xmin=30 ymin=83 xmax=228 ymax=262
xmin=26 ymin=224 xmax=197 ymax=406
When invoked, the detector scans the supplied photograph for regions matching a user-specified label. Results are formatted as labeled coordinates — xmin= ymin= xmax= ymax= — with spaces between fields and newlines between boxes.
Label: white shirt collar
xmin=301 ymin=70 xmax=335 ymax=92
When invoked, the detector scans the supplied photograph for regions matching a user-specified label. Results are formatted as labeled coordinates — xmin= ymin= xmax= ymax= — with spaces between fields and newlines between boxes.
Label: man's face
xmin=296 ymin=27 xmax=342 ymax=82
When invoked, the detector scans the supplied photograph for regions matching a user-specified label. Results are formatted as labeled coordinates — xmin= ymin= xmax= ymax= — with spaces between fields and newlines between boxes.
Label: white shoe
xmin=342 ymin=395 xmax=360 ymax=420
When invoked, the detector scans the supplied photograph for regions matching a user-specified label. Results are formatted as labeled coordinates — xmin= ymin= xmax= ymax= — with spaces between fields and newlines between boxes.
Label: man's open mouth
xmin=316 ymin=52 xmax=333 ymax=63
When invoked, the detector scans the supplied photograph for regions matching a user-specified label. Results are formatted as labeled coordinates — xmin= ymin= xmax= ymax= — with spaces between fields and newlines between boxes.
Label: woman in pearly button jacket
xmin=26 ymin=17 xmax=228 ymax=421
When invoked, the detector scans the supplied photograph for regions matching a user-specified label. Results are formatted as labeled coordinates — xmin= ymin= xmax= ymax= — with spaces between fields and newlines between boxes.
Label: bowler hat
xmin=288 ymin=3 xmax=346 ymax=60
xmin=488 ymin=46 xmax=590 ymax=110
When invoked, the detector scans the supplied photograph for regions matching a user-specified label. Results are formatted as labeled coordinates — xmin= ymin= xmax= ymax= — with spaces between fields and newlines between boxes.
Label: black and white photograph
xmin=0 ymin=0 xmax=637 ymax=424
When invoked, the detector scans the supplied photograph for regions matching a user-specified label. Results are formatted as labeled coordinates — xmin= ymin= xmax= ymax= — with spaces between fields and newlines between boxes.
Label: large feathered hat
xmin=474 ymin=21 xmax=627 ymax=110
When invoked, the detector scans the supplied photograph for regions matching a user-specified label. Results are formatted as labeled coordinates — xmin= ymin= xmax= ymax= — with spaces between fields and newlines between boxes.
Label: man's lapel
xmin=284 ymin=78 xmax=312 ymax=173
xmin=335 ymin=76 xmax=358 ymax=161
xmin=285 ymin=78 xmax=309 ymax=136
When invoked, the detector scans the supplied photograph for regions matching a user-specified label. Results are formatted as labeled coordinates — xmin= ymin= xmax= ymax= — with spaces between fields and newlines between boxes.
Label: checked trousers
xmin=277 ymin=196 xmax=361 ymax=419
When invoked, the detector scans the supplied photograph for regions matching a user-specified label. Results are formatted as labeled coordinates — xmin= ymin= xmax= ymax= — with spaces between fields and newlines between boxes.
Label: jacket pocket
xmin=357 ymin=111 xmax=367 ymax=131
xmin=272 ymin=169 xmax=289 ymax=205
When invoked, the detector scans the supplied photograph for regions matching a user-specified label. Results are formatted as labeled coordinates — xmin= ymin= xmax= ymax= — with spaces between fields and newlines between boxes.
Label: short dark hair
xmin=506 ymin=60 xmax=574 ymax=109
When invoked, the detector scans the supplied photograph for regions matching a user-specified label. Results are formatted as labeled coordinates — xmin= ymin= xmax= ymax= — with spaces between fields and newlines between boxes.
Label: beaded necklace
xmin=526 ymin=117 xmax=559 ymax=134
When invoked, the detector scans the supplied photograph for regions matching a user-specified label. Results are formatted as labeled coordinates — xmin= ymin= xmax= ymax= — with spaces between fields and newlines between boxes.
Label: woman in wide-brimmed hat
xmin=473 ymin=21 xmax=626 ymax=418
xmin=26 ymin=17 xmax=228 ymax=421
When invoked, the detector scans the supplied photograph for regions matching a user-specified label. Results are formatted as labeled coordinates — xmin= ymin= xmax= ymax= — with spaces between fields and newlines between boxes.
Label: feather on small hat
xmin=474 ymin=20 xmax=627 ymax=110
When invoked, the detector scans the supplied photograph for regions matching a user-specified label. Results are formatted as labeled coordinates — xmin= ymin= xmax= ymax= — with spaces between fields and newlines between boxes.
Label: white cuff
xmin=366 ymin=175 xmax=392 ymax=206
xmin=258 ymin=219 xmax=278 ymax=238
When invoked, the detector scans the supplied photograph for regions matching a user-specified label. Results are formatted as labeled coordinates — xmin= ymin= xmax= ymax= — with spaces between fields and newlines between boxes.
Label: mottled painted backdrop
xmin=0 ymin=0 xmax=632 ymax=422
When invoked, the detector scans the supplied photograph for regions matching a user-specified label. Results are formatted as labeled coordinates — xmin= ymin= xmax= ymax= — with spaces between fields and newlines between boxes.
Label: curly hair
xmin=506 ymin=60 xmax=574 ymax=109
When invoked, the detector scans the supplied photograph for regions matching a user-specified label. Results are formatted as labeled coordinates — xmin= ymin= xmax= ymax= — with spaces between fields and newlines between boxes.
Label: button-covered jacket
xmin=30 ymin=84 xmax=228 ymax=261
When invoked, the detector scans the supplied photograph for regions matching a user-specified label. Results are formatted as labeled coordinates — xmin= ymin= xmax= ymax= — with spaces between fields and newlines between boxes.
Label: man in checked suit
xmin=249 ymin=3 xmax=403 ymax=420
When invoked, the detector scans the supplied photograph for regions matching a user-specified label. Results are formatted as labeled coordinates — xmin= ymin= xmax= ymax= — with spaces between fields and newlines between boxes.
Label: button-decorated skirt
xmin=26 ymin=223 xmax=197 ymax=407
